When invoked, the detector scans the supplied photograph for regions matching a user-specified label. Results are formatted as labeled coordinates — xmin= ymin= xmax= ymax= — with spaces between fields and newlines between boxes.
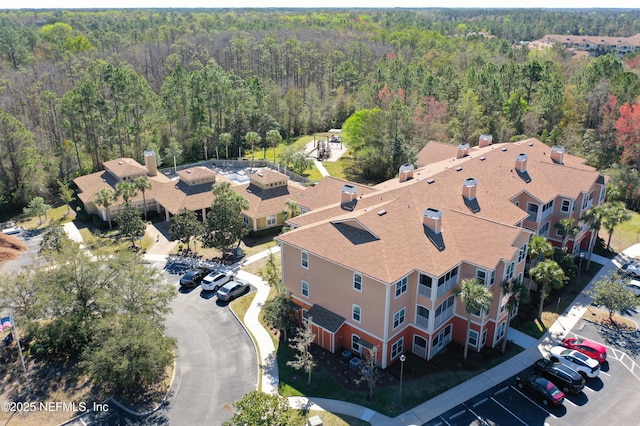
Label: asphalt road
xmin=0 ymin=228 xmax=45 ymax=275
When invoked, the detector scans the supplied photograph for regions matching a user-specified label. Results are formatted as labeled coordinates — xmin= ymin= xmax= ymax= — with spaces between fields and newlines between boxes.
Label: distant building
xmin=530 ymin=33 xmax=640 ymax=57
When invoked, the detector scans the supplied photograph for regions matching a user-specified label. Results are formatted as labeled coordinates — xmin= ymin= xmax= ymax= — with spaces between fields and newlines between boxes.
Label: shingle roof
xmin=231 ymin=183 xmax=306 ymax=219
xmin=292 ymin=176 xmax=377 ymax=211
xmin=279 ymin=138 xmax=604 ymax=283
xmin=304 ymin=304 xmax=346 ymax=333
xmin=415 ymin=140 xmax=459 ymax=167
xmin=103 ymin=158 xmax=148 ymax=178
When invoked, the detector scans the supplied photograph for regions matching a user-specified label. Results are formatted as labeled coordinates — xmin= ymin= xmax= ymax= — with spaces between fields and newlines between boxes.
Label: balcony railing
xmin=415 ymin=315 xmax=429 ymax=330
xmin=434 ymin=306 xmax=454 ymax=329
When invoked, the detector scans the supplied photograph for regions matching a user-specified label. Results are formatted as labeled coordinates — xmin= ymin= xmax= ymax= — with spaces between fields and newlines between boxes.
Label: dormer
xmin=178 ymin=167 xmax=216 ymax=186
xmin=249 ymin=169 xmax=289 ymax=190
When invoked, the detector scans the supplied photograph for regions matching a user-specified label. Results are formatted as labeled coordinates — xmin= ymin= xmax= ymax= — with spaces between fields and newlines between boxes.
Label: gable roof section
xmin=293 ymin=176 xmax=376 ymax=211
xmin=415 ymin=140 xmax=459 ymax=167
xmin=231 ymin=182 xmax=306 ymax=219
xmin=103 ymin=158 xmax=147 ymax=178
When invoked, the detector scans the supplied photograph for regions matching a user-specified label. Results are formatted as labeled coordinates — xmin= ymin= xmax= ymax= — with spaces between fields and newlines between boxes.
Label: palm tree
xmin=266 ymin=129 xmax=283 ymax=163
xmin=554 ymin=218 xmax=579 ymax=250
xmin=526 ymin=236 xmax=553 ymax=287
xmin=245 ymin=131 xmax=261 ymax=168
xmin=530 ymin=259 xmax=567 ymax=321
xmin=581 ymin=204 xmax=607 ymax=269
xmin=94 ymin=188 xmax=116 ymax=229
xmin=500 ymin=277 xmax=530 ymax=354
xmin=134 ymin=176 xmax=153 ymax=220
xmin=220 ymin=132 xmax=232 ymax=159
xmin=602 ymin=201 xmax=632 ymax=251
xmin=454 ymin=278 xmax=494 ymax=363
xmin=115 ymin=181 xmax=138 ymax=204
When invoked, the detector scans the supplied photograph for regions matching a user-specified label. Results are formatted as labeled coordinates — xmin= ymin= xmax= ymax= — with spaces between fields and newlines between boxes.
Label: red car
xmin=562 ymin=338 xmax=607 ymax=363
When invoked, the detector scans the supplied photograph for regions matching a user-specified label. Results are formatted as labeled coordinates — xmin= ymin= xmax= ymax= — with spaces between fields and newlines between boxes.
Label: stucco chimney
xmin=550 ymin=146 xmax=564 ymax=164
xmin=462 ymin=178 xmax=477 ymax=200
xmin=456 ymin=143 xmax=469 ymax=159
xmin=515 ymin=153 xmax=528 ymax=173
xmin=144 ymin=150 xmax=158 ymax=177
xmin=399 ymin=163 xmax=414 ymax=183
xmin=479 ymin=134 xmax=493 ymax=148
xmin=340 ymin=184 xmax=357 ymax=204
xmin=423 ymin=208 xmax=442 ymax=234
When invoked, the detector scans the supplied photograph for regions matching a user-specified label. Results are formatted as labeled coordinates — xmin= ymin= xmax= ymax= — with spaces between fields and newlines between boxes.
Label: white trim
xmin=352 ymin=304 xmax=362 ymax=323
xmin=353 ymin=272 xmax=363 ymax=292
xmin=301 ymin=251 xmax=309 ymax=269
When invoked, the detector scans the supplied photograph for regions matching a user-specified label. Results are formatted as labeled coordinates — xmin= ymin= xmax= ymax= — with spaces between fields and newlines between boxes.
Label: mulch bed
xmin=582 ymin=306 xmax=637 ymax=332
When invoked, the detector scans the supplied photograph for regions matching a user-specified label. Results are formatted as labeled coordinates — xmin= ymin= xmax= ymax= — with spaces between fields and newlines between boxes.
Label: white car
xmin=201 ymin=270 xmax=234 ymax=292
xmin=626 ymin=279 xmax=640 ymax=297
xmin=622 ymin=260 xmax=640 ymax=278
xmin=549 ymin=346 xmax=600 ymax=378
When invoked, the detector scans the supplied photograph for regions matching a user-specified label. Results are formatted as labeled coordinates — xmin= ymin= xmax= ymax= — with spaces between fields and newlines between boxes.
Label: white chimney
xmin=144 ymin=150 xmax=158 ymax=177
xmin=340 ymin=184 xmax=357 ymax=205
xmin=462 ymin=178 xmax=477 ymax=200
xmin=479 ymin=134 xmax=493 ymax=148
xmin=423 ymin=208 xmax=442 ymax=234
xmin=456 ymin=143 xmax=469 ymax=159
xmin=399 ymin=163 xmax=414 ymax=183
xmin=515 ymin=153 xmax=528 ymax=173
xmin=550 ymin=146 xmax=564 ymax=164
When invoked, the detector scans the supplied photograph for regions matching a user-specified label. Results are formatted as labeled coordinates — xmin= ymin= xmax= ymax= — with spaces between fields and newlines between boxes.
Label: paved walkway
xmin=313 ymin=159 xmax=330 ymax=177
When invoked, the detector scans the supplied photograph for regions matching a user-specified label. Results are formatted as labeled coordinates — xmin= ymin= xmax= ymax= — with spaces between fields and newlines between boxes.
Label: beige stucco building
xmin=277 ymin=138 xmax=607 ymax=368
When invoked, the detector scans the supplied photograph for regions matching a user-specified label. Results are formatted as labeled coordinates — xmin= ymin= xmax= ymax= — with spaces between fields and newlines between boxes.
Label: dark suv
xmin=179 ymin=268 xmax=209 ymax=288
xmin=534 ymin=358 xmax=585 ymax=394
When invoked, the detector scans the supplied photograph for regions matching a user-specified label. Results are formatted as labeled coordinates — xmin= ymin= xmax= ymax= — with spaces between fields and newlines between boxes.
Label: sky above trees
xmin=8 ymin=1 xmax=639 ymax=10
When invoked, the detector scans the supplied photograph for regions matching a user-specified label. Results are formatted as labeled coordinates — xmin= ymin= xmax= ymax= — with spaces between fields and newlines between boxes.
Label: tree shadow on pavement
xmin=594 ymin=324 xmax=640 ymax=357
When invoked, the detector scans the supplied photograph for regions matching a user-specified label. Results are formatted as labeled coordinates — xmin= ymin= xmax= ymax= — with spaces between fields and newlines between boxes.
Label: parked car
xmin=515 ymin=374 xmax=565 ymax=406
xmin=549 ymin=346 xmax=600 ymax=378
xmin=534 ymin=358 xmax=585 ymax=394
xmin=625 ymin=279 xmax=640 ymax=297
xmin=216 ymin=279 xmax=250 ymax=302
xmin=1 ymin=222 xmax=21 ymax=235
xmin=621 ymin=260 xmax=640 ymax=278
xmin=179 ymin=268 xmax=209 ymax=288
xmin=201 ymin=270 xmax=235 ymax=292
xmin=562 ymin=337 xmax=607 ymax=363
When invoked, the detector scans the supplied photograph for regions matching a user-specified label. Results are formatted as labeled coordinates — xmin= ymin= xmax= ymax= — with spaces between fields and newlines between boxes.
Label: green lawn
xmin=599 ymin=210 xmax=640 ymax=254
xmin=17 ymin=204 xmax=75 ymax=230
xmin=322 ymin=153 xmax=351 ymax=180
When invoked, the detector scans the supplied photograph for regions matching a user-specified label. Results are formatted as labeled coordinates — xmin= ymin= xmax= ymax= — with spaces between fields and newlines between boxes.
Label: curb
xmin=228 ymin=290 xmax=262 ymax=393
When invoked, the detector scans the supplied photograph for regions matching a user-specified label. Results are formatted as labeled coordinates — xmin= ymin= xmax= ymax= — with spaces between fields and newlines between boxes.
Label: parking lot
xmin=423 ymin=325 xmax=640 ymax=426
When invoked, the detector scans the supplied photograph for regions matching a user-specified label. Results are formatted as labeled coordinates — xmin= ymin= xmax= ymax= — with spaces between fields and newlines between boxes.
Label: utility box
xmin=307 ymin=415 xmax=323 ymax=426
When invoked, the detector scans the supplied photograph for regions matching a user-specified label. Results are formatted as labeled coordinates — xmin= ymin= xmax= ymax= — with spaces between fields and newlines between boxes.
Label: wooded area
xmin=2 ymin=8 xmax=640 ymax=214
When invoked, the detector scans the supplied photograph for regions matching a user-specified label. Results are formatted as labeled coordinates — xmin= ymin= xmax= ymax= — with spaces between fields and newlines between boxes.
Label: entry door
xmin=413 ymin=335 xmax=427 ymax=359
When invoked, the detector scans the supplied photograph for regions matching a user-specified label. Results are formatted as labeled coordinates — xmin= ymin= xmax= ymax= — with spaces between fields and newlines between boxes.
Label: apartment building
xmin=277 ymin=138 xmax=606 ymax=368
xmin=530 ymin=33 xmax=640 ymax=57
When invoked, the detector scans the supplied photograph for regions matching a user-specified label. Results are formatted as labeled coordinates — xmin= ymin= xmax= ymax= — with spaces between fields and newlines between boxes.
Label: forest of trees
xmin=2 ymin=8 xmax=640 ymax=214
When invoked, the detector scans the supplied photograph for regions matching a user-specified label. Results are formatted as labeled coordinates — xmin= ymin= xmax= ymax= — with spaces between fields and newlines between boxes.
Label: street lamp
xmin=575 ymin=251 xmax=585 ymax=292
xmin=398 ymin=354 xmax=406 ymax=408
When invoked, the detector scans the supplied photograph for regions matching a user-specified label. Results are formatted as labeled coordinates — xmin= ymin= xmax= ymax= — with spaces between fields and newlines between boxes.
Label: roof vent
xmin=462 ymin=178 xmax=477 ymax=200
xmin=456 ymin=167 xmax=462 ymax=172
xmin=427 ymin=179 xmax=435 ymax=184
xmin=501 ymin=147 xmax=508 ymax=152
xmin=187 ymin=169 xmax=191 ymax=173
xmin=377 ymin=210 xmax=387 ymax=216
xmin=257 ymin=172 xmax=263 ymax=177
xmin=515 ymin=153 xmax=528 ymax=172
xmin=118 ymin=161 xmax=123 ymax=165
xmin=423 ymin=208 xmax=445 ymax=251
xmin=340 ymin=184 xmax=358 ymax=211
xmin=479 ymin=156 xmax=486 ymax=161
xmin=528 ymin=142 xmax=534 ymax=146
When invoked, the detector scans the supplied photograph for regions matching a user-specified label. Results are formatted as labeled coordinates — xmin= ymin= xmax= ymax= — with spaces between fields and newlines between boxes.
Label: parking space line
xmin=511 ymin=385 xmax=558 ymax=419
xmin=494 ymin=386 xmax=510 ymax=395
xmin=472 ymin=398 xmax=488 ymax=408
xmin=490 ymin=396 xmax=529 ymax=425
xmin=450 ymin=409 xmax=466 ymax=420
xmin=438 ymin=416 xmax=452 ymax=426
xmin=563 ymin=397 xmax=578 ymax=407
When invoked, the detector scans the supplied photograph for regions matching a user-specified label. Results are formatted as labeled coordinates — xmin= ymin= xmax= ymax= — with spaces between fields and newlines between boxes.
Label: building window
xmin=434 ymin=295 xmax=455 ymax=328
xmin=353 ymin=273 xmax=362 ymax=292
xmin=301 ymin=251 xmax=309 ymax=269
xmin=518 ymin=244 xmax=527 ymax=263
xmin=391 ymin=338 xmax=404 ymax=359
xmin=301 ymin=280 xmax=309 ymax=298
xmin=267 ymin=214 xmax=277 ymax=226
xmin=505 ymin=262 xmax=515 ymax=281
xmin=352 ymin=334 xmax=361 ymax=353
xmin=476 ymin=269 xmax=495 ymax=286
xmin=395 ymin=276 xmax=408 ymax=298
xmin=243 ymin=214 xmax=249 ymax=227
xmin=495 ymin=322 xmax=506 ymax=343
xmin=468 ymin=329 xmax=478 ymax=347
xmin=419 ymin=274 xmax=432 ymax=298
xmin=416 ymin=305 xmax=430 ymax=329
xmin=352 ymin=305 xmax=361 ymax=322
xmin=539 ymin=222 xmax=550 ymax=237
xmin=526 ymin=203 xmax=539 ymax=221
xmin=481 ymin=329 xmax=488 ymax=347
xmin=437 ymin=266 xmax=459 ymax=297
xmin=393 ymin=308 xmax=406 ymax=329
xmin=561 ymin=199 xmax=571 ymax=213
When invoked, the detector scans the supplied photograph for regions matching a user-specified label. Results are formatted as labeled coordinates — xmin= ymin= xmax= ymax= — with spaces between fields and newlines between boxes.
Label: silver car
xmin=216 ymin=279 xmax=250 ymax=302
